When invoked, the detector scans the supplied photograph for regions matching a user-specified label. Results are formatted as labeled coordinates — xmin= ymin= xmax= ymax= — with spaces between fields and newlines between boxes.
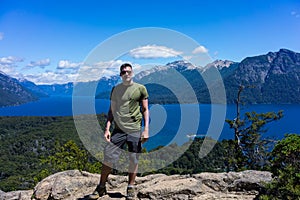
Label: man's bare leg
xmin=89 ymin=163 xmax=112 ymax=199
xmin=99 ymin=163 xmax=112 ymax=186
xmin=128 ymin=162 xmax=138 ymax=185
xmin=127 ymin=161 xmax=138 ymax=199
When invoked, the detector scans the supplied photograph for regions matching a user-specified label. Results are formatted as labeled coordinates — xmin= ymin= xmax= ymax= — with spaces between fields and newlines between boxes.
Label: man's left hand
xmin=141 ymin=129 xmax=149 ymax=144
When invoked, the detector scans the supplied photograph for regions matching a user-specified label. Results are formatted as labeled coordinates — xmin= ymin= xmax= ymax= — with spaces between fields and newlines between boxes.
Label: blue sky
xmin=0 ymin=0 xmax=299 ymax=84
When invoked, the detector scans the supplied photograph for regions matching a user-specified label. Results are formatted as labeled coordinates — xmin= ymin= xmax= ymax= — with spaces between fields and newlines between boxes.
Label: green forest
xmin=0 ymin=110 xmax=299 ymax=199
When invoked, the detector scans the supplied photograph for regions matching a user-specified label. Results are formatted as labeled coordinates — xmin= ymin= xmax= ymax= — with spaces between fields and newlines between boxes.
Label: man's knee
xmin=102 ymin=161 xmax=113 ymax=169
xmin=129 ymin=153 xmax=139 ymax=165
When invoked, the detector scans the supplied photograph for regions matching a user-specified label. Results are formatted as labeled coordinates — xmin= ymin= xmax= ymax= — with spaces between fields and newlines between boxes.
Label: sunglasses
xmin=120 ymin=70 xmax=132 ymax=75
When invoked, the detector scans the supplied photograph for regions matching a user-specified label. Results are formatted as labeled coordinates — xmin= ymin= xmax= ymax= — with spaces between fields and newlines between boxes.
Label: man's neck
xmin=122 ymin=80 xmax=134 ymax=86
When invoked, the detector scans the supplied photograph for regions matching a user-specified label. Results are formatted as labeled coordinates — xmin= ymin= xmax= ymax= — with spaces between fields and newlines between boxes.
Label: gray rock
xmin=193 ymin=170 xmax=272 ymax=194
xmin=0 ymin=170 xmax=273 ymax=200
xmin=33 ymin=170 xmax=100 ymax=200
xmin=0 ymin=190 xmax=33 ymax=200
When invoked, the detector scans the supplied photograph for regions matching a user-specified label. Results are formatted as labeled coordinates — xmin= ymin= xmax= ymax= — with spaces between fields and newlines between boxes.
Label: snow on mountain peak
xmin=134 ymin=65 xmax=168 ymax=80
xmin=205 ymin=59 xmax=235 ymax=69
xmin=134 ymin=60 xmax=200 ymax=80
xmin=166 ymin=60 xmax=198 ymax=70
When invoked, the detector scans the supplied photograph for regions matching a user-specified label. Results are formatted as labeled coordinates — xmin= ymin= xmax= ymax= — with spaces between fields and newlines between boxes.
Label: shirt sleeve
xmin=140 ymin=85 xmax=149 ymax=100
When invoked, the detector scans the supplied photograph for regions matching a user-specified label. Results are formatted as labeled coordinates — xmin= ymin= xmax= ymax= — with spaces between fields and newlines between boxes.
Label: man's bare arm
xmin=141 ymin=98 xmax=149 ymax=143
xmin=104 ymin=101 xmax=115 ymax=142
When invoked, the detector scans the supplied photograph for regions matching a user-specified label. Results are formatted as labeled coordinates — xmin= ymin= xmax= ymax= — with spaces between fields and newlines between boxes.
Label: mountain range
xmin=0 ymin=48 xmax=299 ymax=107
xmin=0 ymin=72 xmax=38 ymax=107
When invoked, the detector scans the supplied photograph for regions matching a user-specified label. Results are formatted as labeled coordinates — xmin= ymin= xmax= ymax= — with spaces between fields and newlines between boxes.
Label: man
xmin=89 ymin=63 xmax=149 ymax=200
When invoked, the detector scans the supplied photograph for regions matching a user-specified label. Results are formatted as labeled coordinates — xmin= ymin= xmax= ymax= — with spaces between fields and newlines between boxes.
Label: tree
xmin=45 ymin=140 xmax=88 ymax=171
xmin=259 ymin=134 xmax=300 ymax=199
xmin=36 ymin=140 xmax=102 ymax=181
xmin=225 ymin=85 xmax=283 ymax=170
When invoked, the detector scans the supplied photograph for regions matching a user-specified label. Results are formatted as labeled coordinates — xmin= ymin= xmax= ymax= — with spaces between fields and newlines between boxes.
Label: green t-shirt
xmin=111 ymin=82 xmax=148 ymax=133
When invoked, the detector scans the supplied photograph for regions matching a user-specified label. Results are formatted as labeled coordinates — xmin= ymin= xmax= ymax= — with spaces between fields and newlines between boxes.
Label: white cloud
xmin=0 ymin=56 xmax=24 ymax=75
xmin=75 ymin=60 xmax=145 ymax=82
xmin=129 ymin=45 xmax=182 ymax=59
xmin=27 ymin=58 xmax=51 ymax=68
xmin=0 ymin=56 xmax=24 ymax=65
xmin=1 ymin=57 xmax=142 ymax=85
xmin=76 ymin=60 xmax=125 ymax=82
xmin=25 ymin=60 xmax=131 ymax=84
xmin=192 ymin=45 xmax=208 ymax=54
xmin=183 ymin=55 xmax=192 ymax=60
xmin=57 ymin=60 xmax=83 ymax=69
xmin=0 ymin=66 xmax=16 ymax=75
xmin=0 ymin=32 xmax=4 ymax=40
xmin=24 ymin=71 xmax=79 ymax=85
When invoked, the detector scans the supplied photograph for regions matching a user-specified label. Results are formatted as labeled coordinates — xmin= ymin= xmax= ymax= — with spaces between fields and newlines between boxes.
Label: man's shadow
xmin=78 ymin=192 xmax=125 ymax=199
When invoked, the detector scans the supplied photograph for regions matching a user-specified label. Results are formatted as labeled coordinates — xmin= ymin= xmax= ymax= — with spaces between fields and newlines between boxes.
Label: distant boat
xmin=186 ymin=134 xmax=197 ymax=138
xmin=186 ymin=134 xmax=206 ymax=138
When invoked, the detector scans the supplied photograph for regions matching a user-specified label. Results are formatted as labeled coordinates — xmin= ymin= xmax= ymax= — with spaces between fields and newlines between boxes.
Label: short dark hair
xmin=120 ymin=63 xmax=132 ymax=72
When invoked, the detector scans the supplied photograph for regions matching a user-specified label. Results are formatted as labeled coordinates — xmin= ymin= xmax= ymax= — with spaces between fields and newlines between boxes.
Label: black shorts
xmin=103 ymin=130 xmax=142 ymax=165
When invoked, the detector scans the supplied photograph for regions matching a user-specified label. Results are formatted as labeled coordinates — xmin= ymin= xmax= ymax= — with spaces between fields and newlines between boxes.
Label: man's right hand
xmin=104 ymin=130 xmax=111 ymax=142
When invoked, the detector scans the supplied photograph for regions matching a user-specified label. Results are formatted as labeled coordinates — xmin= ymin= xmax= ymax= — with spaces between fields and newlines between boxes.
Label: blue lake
xmin=0 ymin=96 xmax=299 ymax=150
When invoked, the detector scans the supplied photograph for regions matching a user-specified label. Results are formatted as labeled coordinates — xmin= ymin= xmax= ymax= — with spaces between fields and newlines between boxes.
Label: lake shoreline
xmin=0 ymin=96 xmax=299 ymax=150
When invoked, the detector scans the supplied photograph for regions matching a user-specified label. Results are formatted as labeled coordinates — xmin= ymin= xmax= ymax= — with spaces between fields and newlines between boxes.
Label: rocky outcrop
xmin=0 ymin=170 xmax=272 ymax=200
xmin=0 ymin=189 xmax=33 ymax=200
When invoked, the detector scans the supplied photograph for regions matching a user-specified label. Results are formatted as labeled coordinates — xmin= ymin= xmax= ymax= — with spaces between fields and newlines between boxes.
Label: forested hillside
xmin=0 ymin=115 xmax=228 ymax=191
xmin=0 ymin=115 xmax=106 ymax=191
xmin=1 ymin=114 xmax=299 ymax=195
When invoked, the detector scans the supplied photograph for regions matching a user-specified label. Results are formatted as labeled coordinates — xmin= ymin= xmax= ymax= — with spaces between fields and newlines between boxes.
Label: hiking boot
xmin=126 ymin=186 xmax=136 ymax=200
xmin=88 ymin=185 xmax=107 ymax=199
